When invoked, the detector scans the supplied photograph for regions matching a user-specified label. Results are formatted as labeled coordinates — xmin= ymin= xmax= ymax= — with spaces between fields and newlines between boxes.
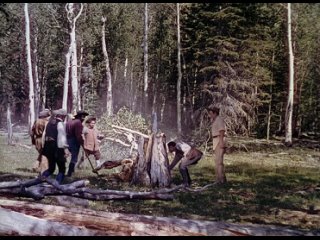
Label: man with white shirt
xmin=168 ymin=141 xmax=203 ymax=187
xmin=208 ymin=106 xmax=227 ymax=184
xmin=41 ymin=109 xmax=70 ymax=184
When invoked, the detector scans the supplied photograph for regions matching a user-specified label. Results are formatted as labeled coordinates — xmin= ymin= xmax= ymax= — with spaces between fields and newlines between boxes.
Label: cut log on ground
xmin=0 ymin=199 xmax=317 ymax=236
xmin=0 ymin=178 xmax=174 ymax=201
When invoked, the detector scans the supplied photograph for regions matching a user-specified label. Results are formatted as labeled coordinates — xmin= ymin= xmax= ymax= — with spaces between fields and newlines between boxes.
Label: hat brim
xmin=85 ymin=117 xmax=97 ymax=123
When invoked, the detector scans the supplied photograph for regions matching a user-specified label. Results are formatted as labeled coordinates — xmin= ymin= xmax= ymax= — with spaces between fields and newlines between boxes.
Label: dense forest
xmin=0 ymin=3 xmax=319 ymax=144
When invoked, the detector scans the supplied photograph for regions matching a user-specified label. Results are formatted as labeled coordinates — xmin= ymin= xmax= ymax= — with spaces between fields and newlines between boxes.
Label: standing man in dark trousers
xmin=41 ymin=109 xmax=70 ymax=184
xmin=66 ymin=110 xmax=89 ymax=177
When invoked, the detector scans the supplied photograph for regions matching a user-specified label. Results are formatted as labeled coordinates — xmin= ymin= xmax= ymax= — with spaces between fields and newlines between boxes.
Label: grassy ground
xmin=0 ymin=130 xmax=319 ymax=233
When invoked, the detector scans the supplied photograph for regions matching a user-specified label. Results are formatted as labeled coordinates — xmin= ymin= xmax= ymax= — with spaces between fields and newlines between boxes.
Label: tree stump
xmin=130 ymin=136 xmax=151 ymax=186
xmin=150 ymin=133 xmax=171 ymax=187
xmin=130 ymin=133 xmax=170 ymax=188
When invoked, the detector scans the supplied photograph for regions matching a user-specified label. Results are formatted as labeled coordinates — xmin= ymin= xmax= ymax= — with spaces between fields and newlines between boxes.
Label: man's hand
xmin=64 ymin=148 xmax=71 ymax=158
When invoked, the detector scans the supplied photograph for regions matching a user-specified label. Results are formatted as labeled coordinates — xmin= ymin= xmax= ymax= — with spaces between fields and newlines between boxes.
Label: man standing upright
xmin=208 ymin=106 xmax=227 ymax=184
xmin=41 ymin=109 xmax=70 ymax=184
xmin=31 ymin=109 xmax=51 ymax=174
xmin=66 ymin=110 xmax=89 ymax=177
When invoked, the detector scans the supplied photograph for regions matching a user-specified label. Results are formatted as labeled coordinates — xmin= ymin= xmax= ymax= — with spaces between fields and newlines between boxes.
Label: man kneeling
xmin=168 ymin=141 xmax=203 ymax=187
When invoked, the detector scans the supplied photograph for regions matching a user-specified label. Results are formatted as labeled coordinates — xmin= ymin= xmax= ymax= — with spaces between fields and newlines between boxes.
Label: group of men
xmin=31 ymin=109 xmax=103 ymax=184
xmin=31 ymin=106 xmax=227 ymax=186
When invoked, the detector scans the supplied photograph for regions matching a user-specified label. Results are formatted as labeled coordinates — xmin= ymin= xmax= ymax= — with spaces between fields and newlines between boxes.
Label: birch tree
xmin=25 ymin=3 xmax=35 ymax=135
xmin=143 ymin=3 xmax=149 ymax=114
xmin=101 ymin=16 xmax=113 ymax=116
xmin=176 ymin=3 xmax=182 ymax=135
xmin=285 ymin=3 xmax=294 ymax=146
xmin=66 ymin=3 xmax=83 ymax=114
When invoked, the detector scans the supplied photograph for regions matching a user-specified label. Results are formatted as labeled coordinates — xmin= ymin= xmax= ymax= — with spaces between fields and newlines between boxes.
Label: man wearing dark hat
xmin=31 ymin=109 xmax=51 ymax=174
xmin=41 ymin=108 xmax=70 ymax=184
xmin=66 ymin=110 xmax=89 ymax=177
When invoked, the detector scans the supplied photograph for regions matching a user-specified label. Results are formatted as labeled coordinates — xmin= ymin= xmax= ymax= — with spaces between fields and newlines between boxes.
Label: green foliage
xmin=97 ymin=106 xmax=149 ymax=136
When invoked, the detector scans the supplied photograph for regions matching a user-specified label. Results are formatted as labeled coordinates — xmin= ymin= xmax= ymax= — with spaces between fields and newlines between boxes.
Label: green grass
xmin=0 ymin=132 xmax=319 ymax=232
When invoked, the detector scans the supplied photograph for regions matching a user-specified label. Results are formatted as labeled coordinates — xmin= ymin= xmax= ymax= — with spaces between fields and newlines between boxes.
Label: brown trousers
xmin=213 ymin=138 xmax=227 ymax=183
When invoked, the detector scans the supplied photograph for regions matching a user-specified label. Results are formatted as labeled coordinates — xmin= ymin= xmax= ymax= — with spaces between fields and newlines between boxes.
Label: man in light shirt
xmin=168 ymin=141 xmax=203 ymax=187
xmin=208 ymin=106 xmax=227 ymax=184
xmin=41 ymin=108 xmax=70 ymax=184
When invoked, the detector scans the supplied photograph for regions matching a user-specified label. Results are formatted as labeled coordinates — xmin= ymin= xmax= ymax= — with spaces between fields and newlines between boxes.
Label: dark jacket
xmin=66 ymin=119 xmax=84 ymax=145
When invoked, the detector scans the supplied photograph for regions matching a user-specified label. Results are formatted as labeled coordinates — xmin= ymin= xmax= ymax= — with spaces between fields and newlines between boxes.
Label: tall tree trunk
xmin=78 ymin=40 xmax=83 ymax=110
xmin=130 ymin=62 xmax=134 ymax=111
xmin=66 ymin=3 xmax=83 ymax=114
xmin=176 ymin=3 xmax=182 ymax=135
xmin=41 ymin=68 xmax=47 ymax=110
xmin=160 ymin=94 xmax=166 ymax=123
xmin=33 ymin=26 xmax=40 ymax=118
xmin=143 ymin=3 xmax=149 ymax=114
xmin=267 ymin=52 xmax=275 ymax=141
xmin=25 ymin=3 xmax=35 ymax=135
xmin=7 ymin=103 xmax=13 ymax=145
xmin=101 ymin=16 xmax=113 ymax=116
xmin=285 ymin=3 xmax=294 ymax=146
xmin=63 ymin=47 xmax=71 ymax=111
xmin=124 ymin=55 xmax=128 ymax=81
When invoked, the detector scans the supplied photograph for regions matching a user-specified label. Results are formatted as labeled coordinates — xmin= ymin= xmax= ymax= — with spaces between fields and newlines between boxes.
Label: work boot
xmin=180 ymin=168 xmax=191 ymax=187
xmin=56 ymin=172 xmax=65 ymax=184
xmin=67 ymin=162 xmax=75 ymax=177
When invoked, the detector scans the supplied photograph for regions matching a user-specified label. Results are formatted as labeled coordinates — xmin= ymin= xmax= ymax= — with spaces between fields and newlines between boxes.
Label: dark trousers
xmin=42 ymin=141 xmax=66 ymax=184
xmin=67 ymin=137 xmax=80 ymax=176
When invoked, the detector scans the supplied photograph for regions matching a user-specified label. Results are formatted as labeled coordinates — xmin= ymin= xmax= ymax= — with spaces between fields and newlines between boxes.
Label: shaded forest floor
xmin=0 ymin=129 xmax=319 ymax=233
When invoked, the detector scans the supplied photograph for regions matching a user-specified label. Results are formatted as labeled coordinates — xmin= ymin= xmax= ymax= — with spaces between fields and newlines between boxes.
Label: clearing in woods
xmin=0 ymin=129 xmax=319 ymax=233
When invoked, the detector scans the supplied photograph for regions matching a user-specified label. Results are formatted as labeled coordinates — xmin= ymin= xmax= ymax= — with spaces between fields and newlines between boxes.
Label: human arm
xmin=57 ymin=122 xmax=70 ymax=157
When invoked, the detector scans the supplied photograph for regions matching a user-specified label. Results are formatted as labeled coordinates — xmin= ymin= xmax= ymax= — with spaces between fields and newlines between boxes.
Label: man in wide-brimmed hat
xmin=31 ymin=109 xmax=51 ymax=174
xmin=79 ymin=116 xmax=105 ymax=170
xmin=65 ymin=110 xmax=89 ymax=177
xmin=41 ymin=108 xmax=70 ymax=184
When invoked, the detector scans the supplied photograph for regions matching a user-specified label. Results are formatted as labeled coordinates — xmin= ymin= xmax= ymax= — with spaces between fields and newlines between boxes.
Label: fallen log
xmin=0 ymin=178 xmax=174 ymax=201
xmin=0 ymin=199 xmax=317 ymax=236
xmin=0 ymin=205 xmax=101 ymax=236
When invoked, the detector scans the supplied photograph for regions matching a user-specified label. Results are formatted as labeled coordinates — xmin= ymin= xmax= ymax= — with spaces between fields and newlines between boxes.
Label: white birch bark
xmin=25 ymin=3 xmax=35 ymax=135
xmin=62 ymin=47 xmax=71 ymax=110
xmin=7 ymin=104 xmax=13 ymax=145
xmin=66 ymin=3 xmax=83 ymax=114
xmin=33 ymin=26 xmax=40 ymax=118
xmin=102 ymin=16 xmax=113 ymax=116
xmin=143 ymin=3 xmax=149 ymax=113
xmin=285 ymin=3 xmax=294 ymax=146
xmin=177 ymin=3 xmax=182 ymax=135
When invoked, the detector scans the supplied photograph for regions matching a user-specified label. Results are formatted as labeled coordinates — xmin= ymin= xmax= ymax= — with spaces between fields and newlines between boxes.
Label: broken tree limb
xmin=0 ymin=178 xmax=174 ymax=201
xmin=111 ymin=125 xmax=149 ymax=139
xmin=104 ymin=137 xmax=131 ymax=147
xmin=0 ymin=199 xmax=316 ymax=236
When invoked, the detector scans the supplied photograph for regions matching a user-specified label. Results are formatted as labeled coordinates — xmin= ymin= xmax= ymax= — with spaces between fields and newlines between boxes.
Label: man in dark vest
xmin=66 ymin=110 xmax=89 ymax=177
xmin=41 ymin=109 xmax=70 ymax=184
